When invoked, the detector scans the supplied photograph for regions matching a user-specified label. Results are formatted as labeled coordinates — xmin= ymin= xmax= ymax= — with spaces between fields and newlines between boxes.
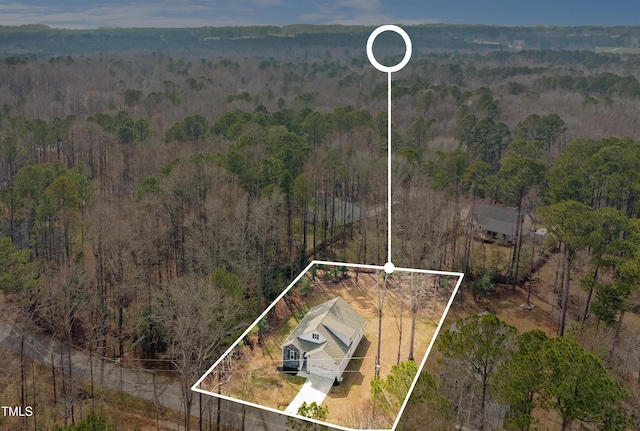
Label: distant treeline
xmin=1 ymin=23 xmax=639 ymax=57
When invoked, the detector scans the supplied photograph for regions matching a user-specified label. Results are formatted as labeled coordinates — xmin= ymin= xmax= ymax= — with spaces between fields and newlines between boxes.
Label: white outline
xmin=387 ymin=69 xmax=393 ymax=270
xmin=383 ymin=261 xmax=395 ymax=274
xmin=366 ymin=25 xmax=413 ymax=272
xmin=192 ymin=260 xmax=464 ymax=431
xmin=366 ymin=25 xmax=413 ymax=74
xmin=193 ymin=25 xmax=463 ymax=431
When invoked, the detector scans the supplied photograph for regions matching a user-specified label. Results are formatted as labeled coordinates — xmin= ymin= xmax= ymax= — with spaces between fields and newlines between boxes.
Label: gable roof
xmin=282 ymin=297 xmax=366 ymax=364
xmin=473 ymin=203 xmax=519 ymax=236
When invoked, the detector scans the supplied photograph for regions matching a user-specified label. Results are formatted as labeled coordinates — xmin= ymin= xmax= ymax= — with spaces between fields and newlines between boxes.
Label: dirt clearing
xmin=202 ymin=265 xmax=460 ymax=429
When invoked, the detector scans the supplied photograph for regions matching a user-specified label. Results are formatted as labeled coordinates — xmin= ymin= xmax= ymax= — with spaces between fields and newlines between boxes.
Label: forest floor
xmin=3 ymin=244 xmax=638 ymax=430
xmin=433 ymin=244 xmax=640 ymax=395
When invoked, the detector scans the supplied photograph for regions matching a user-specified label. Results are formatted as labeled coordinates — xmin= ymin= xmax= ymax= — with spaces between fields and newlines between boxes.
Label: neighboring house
xmin=468 ymin=203 xmax=543 ymax=244
xmin=281 ymin=297 xmax=366 ymax=383
xmin=306 ymin=194 xmax=365 ymax=226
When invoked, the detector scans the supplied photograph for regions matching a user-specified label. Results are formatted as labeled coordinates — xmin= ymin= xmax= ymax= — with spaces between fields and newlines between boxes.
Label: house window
xmin=289 ymin=349 xmax=297 ymax=360
xmin=312 ymin=333 xmax=319 ymax=340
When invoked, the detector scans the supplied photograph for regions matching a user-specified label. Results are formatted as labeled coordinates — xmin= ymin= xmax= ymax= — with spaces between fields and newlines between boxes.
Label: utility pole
xmin=375 ymin=270 xmax=387 ymax=377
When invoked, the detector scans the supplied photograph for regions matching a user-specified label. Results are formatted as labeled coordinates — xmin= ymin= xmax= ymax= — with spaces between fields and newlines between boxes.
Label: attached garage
xmin=281 ymin=297 xmax=366 ymax=383
xmin=308 ymin=363 xmax=335 ymax=380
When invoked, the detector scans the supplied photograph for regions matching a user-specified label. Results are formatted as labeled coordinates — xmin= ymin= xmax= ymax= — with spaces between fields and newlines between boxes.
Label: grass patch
xmin=284 ymin=374 xmax=307 ymax=385
xmin=237 ymin=365 xmax=307 ymax=407
xmin=247 ymin=373 xmax=277 ymax=390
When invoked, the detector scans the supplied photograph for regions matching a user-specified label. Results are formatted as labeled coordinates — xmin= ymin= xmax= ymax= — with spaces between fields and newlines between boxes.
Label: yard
xmin=199 ymin=264 xmax=460 ymax=429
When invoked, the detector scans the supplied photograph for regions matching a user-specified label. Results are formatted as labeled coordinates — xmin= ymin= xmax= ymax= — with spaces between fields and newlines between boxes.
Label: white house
xmin=281 ymin=297 xmax=366 ymax=383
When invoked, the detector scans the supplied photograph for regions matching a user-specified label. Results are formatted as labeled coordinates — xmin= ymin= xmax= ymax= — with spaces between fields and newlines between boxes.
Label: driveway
xmin=284 ymin=373 xmax=334 ymax=414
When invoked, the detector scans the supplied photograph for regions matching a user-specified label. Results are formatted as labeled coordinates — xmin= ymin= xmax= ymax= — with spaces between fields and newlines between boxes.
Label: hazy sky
xmin=0 ymin=1 xmax=638 ymax=29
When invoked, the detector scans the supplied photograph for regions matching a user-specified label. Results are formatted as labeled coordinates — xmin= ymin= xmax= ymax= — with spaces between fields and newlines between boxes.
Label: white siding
xmin=299 ymin=331 xmax=326 ymax=344
xmin=337 ymin=326 xmax=364 ymax=381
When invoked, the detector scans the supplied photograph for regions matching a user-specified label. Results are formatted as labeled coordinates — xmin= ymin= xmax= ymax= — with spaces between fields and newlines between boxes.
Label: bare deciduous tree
xmin=153 ymin=271 xmax=248 ymax=431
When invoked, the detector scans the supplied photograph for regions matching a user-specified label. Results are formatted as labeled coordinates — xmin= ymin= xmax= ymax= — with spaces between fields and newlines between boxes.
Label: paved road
xmin=0 ymin=314 xmax=304 ymax=431
xmin=0 ymin=317 xmax=184 ymax=409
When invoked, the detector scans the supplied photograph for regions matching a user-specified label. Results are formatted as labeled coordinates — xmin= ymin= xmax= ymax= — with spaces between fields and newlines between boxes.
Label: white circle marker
xmin=366 ymin=24 xmax=413 ymax=73
xmin=384 ymin=261 xmax=395 ymax=274
xmin=367 ymin=25 xmax=412 ymax=270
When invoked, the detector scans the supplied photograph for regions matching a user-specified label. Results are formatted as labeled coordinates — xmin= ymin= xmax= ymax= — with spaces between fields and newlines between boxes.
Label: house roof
xmin=473 ymin=203 xmax=519 ymax=236
xmin=282 ymin=297 xmax=366 ymax=364
xmin=306 ymin=194 xmax=365 ymax=225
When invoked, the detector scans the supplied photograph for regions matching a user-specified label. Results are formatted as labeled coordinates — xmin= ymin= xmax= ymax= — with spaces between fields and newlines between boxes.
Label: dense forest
xmin=0 ymin=24 xmax=640 ymax=430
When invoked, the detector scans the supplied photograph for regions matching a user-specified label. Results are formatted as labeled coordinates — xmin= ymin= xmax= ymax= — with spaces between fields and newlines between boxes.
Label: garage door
xmin=309 ymin=363 xmax=334 ymax=380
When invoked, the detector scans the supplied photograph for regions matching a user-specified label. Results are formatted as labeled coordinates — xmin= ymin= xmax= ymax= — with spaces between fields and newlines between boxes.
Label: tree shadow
xmin=327 ymin=336 xmax=371 ymax=399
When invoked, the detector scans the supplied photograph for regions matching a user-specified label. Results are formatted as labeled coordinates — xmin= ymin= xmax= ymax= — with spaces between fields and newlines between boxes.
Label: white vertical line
xmin=387 ymin=71 xmax=392 ymax=265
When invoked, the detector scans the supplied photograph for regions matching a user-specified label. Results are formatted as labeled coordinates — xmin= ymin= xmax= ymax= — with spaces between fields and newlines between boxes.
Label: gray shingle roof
xmin=282 ymin=297 xmax=366 ymax=364
xmin=474 ymin=203 xmax=518 ymax=236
